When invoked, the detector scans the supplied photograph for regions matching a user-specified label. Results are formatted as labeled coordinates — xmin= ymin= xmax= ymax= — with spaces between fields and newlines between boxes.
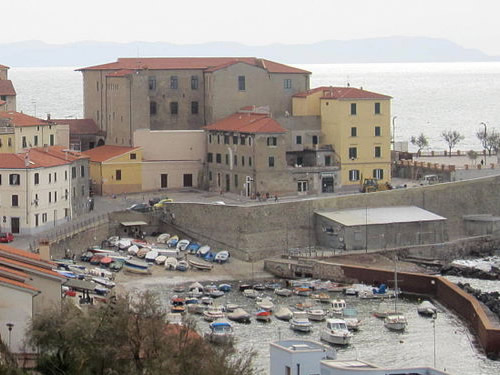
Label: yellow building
xmin=83 ymin=145 xmax=142 ymax=195
xmin=292 ymin=86 xmax=392 ymax=187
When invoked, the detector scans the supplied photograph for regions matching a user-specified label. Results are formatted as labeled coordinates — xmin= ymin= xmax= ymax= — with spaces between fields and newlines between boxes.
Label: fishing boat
xmin=417 ymin=300 xmax=437 ymax=317
xmin=123 ymin=258 xmax=151 ymax=274
xmin=171 ymin=297 xmax=186 ymax=313
xmin=274 ymin=306 xmax=293 ymax=321
xmin=218 ymin=283 xmax=232 ymax=292
xmin=290 ymin=311 xmax=312 ymax=332
xmin=196 ymin=245 xmax=211 ymax=257
xmin=145 ymin=250 xmax=159 ymax=263
xmin=274 ymin=288 xmax=293 ymax=297
xmin=210 ymin=290 xmax=225 ymax=298
xmin=225 ymin=303 xmax=239 ymax=312
xmin=203 ymin=306 xmax=225 ymax=322
xmin=154 ymin=255 xmax=167 ymax=265
xmin=320 ymin=319 xmax=353 ymax=345
xmin=165 ymin=257 xmax=178 ymax=270
xmin=342 ymin=308 xmax=362 ymax=331
xmin=330 ymin=299 xmax=347 ymax=316
xmin=256 ymin=297 xmax=274 ymax=311
xmin=176 ymin=239 xmax=190 ymax=251
xmin=293 ymin=287 xmax=312 ymax=297
xmin=156 ymin=233 xmax=170 ymax=244
xmin=311 ymin=292 xmax=331 ymax=303
xmin=227 ymin=308 xmax=251 ymax=323
xmin=204 ymin=319 xmax=234 ymax=344
xmin=176 ymin=260 xmax=189 ymax=272
xmin=187 ymin=242 xmax=201 ymax=253
xmin=214 ymin=250 xmax=230 ymax=263
xmin=166 ymin=235 xmax=179 ymax=248
xmin=188 ymin=258 xmax=213 ymax=271
xmin=127 ymin=245 xmax=139 ymax=256
xmin=384 ymin=314 xmax=408 ymax=331
xmin=136 ymin=247 xmax=150 ymax=259
xmin=255 ymin=309 xmax=272 ymax=322
xmin=307 ymin=308 xmax=327 ymax=321
xmin=243 ymin=288 xmax=259 ymax=298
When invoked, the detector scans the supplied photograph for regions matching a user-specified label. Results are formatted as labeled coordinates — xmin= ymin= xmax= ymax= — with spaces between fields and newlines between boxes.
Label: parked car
xmin=153 ymin=198 xmax=174 ymax=209
xmin=126 ymin=203 xmax=151 ymax=213
xmin=0 ymin=232 xmax=14 ymax=243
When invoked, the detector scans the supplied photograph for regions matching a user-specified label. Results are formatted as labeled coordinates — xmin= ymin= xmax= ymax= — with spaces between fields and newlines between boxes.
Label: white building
xmin=320 ymin=359 xmax=453 ymax=375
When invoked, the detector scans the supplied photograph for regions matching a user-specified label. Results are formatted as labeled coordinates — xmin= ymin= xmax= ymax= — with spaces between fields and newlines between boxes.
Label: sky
xmin=4 ymin=0 xmax=500 ymax=55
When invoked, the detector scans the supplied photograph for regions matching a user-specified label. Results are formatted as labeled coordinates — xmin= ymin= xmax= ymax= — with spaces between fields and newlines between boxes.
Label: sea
xmin=9 ymin=62 xmax=500 ymax=374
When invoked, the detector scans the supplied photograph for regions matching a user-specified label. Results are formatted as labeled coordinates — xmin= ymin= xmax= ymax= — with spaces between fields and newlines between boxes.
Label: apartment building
xmin=0 ymin=64 xmax=16 ymax=112
xmin=51 ymin=118 xmax=105 ymax=151
xmin=292 ymin=86 xmax=392 ymax=188
xmin=78 ymin=57 xmax=310 ymax=146
xmin=0 ymin=147 xmax=90 ymax=234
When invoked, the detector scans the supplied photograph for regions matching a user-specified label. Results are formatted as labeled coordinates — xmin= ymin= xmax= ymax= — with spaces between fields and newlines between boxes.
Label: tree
xmin=476 ymin=129 xmax=500 ymax=156
xmin=441 ymin=130 xmax=464 ymax=157
xmin=467 ymin=150 xmax=478 ymax=165
xmin=28 ymin=292 xmax=256 ymax=375
xmin=409 ymin=133 xmax=429 ymax=156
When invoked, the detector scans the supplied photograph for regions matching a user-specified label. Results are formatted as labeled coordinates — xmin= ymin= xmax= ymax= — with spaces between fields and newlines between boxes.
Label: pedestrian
xmin=274 ymin=194 xmax=278 ymax=202
xmin=481 ymin=159 xmax=484 ymax=166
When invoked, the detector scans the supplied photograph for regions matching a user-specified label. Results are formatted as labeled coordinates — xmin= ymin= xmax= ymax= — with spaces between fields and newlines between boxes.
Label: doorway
xmin=322 ymin=177 xmax=334 ymax=193
xmin=183 ymin=174 xmax=193 ymax=187
xmin=161 ymin=174 xmax=168 ymax=189
xmin=11 ymin=217 xmax=20 ymax=234
xmin=225 ymin=174 xmax=230 ymax=192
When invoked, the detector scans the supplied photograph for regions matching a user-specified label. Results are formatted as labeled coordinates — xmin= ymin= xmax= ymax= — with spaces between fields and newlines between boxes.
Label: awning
xmin=120 ymin=221 xmax=148 ymax=227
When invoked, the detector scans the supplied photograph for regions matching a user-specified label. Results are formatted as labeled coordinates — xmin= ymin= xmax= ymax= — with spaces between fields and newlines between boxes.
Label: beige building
xmin=134 ymin=129 xmax=205 ymax=190
xmin=0 ymin=64 xmax=16 ymax=112
xmin=78 ymin=57 xmax=311 ymax=146
xmin=0 ymin=147 xmax=90 ymax=234
xmin=51 ymin=118 xmax=105 ymax=151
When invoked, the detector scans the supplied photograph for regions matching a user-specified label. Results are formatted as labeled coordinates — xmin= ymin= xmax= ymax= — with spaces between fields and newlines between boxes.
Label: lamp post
xmin=480 ymin=122 xmax=487 ymax=161
xmin=432 ymin=313 xmax=437 ymax=368
xmin=6 ymin=322 xmax=14 ymax=349
xmin=392 ymin=116 xmax=397 ymax=149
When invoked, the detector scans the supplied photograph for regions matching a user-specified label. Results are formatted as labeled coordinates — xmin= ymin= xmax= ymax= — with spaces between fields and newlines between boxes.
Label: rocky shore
xmin=458 ymin=282 xmax=500 ymax=321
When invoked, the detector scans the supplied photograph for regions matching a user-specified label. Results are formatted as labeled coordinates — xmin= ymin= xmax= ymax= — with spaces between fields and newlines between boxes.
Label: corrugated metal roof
xmin=316 ymin=206 xmax=446 ymax=226
xmin=120 ymin=221 xmax=148 ymax=226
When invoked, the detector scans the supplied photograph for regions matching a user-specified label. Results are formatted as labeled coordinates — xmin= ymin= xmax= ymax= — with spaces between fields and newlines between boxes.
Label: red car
xmin=0 ymin=232 xmax=14 ymax=243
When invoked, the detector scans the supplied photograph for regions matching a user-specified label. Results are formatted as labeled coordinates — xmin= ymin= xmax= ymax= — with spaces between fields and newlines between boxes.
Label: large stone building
xmin=0 ymin=64 xmax=16 ymax=112
xmin=77 ymin=57 xmax=311 ymax=146
xmin=51 ymin=118 xmax=105 ymax=151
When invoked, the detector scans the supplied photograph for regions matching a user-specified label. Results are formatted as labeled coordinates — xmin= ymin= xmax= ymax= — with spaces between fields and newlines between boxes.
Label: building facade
xmin=78 ymin=57 xmax=310 ymax=146
xmin=0 ymin=64 xmax=16 ymax=112
xmin=51 ymin=118 xmax=105 ymax=151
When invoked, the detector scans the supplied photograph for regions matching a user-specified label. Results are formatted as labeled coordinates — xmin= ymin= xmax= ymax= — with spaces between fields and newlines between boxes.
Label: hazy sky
xmin=5 ymin=0 xmax=500 ymax=55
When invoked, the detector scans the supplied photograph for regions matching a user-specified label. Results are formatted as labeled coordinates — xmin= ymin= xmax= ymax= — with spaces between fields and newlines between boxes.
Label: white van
xmin=419 ymin=175 xmax=440 ymax=185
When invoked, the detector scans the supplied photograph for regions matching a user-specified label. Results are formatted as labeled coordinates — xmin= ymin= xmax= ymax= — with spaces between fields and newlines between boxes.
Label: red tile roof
xmin=83 ymin=145 xmax=140 ymax=162
xmin=0 ymin=264 xmax=29 ymax=279
xmin=0 ymin=64 xmax=9 ymax=69
xmin=293 ymin=86 xmax=392 ymax=100
xmin=0 ymin=256 xmax=63 ymax=279
xmin=0 ymin=111 xmax=50 ymax=127
xmin=78 ymin=57 xmax=310 ymax=75
xmin=51 ymin=118 xmax=101 ymax=135
xmin=0 ymin=147 xmax=84 ymax=169
xmin=0 ymin=276 xmax=39 ymax=292
xmin=32 ymin=145 xmax=90 ymax=162
xmin=0 ymin=80 xmax=16 ymax=96
xmin=0 ymin=244 xmax=44 ymax=262
xmin=204 ymin=112 xmax=286 ymax=134
xmin=106 ymin=69 xmax=136 ymax=77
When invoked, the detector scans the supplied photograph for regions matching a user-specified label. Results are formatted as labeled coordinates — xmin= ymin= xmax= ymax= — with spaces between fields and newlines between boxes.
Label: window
xmin=170 ymin=76 xmax=178 ymax=89
xmin=234 ymin=174 xmax=238 ymax=187
xmin=54 ymin=191 xmax=57 ymax=202
xmin=375 ymin=146 xmax=381 ymax=158
xmin=297 ymin=156 xmax=303 ymax=166
xmin=325 ymin=155 xmax=331 ymax=166
xmin=96 ymin=81 xmax=99 ymax=92
xmin=65 ymin=170 xmax=68 ymax=180
xmin=42 ymin=213 xmax=47 ymax=223
xmin=241 ymin=156 xmax=245 ymax=166
xmin=375 ymin=126 xmax=381 ymax=136
xmin=191 ymin=76 xmax=198 ymax=90
xmin=81 ymin=185 xmax=85 ymax=196
xmin=48 ymin=192 xmax=51 ymax=203
xmin=8 ymin=138 xmax=11 ymax=147
xmin=209 ymin=134 xmax=212 ymax=144
xmin=208 ymin=171 xmax=212 ymax=181
xmin=224 ymin=135 xmax=229 ymax=145
xmin=375 ymin=102 xmax=381 ymax=114
xmin=225 ymin=154 xmax=229 ymax=165
xmin=373 ymin=169 xmax=384 ymax=179
xmin=130 ymin=153 xmax=136 ymax=160
xmin=22 ymin=136 xmax=27 ymax=148
xmin=54 ymin=172 xmax=57 ymax=182
xmin=35 ymin=214 xmax=39 ymax=227
xmin=116 ymin=170 xmax=122 ymax=181
xmin=150 ymin=101 xmax=157 ymax=115
xmin=350 ymin=103 xmax=357 ymax=115
xmin=349 ymin=170 xmax=360 ymax=181
xmin=34 ymin=135 xmax=38 ymax=146
xmin=216 ymin=153 xmax=221 ymax=163
xmin=312 ymin=135 xmax=318 ymax=145
xmin=207 ymin=153 xmax=213 ymax=163
xmin=234 ymin=155 xmax=237 ymax=166
xmin=249 ymin=137 xmax=253 ymax=146
xmin=297 ymin=180 xmax=308 ymax=192
xmin=9 ymin=174 xmax=20 ymax=185
xmin=351 ymin=127 xmax=357 ymax=137
xmin=148 ymin=76 xmax=156 ymax=90
xmin=12 ymin=195 xmax=18 ymax=207
xmin=267 ymin=137 xmax=277 ymax=146
xmin=348 ymin=147 xmax=357 ymax=159
xmin=238 ymin=75 xmax=246 ymax=91
xmin=240 ymin=136 xmax=245 ymax=145
xmin=49 ymin=174 xmax=52 ymax=183
xmin=284 ymin=79 xmax=292 ymax=89
xmin=65 ymin=189 xmax=68 ymax=200
xmin=285 ymin=366 xmax=291 ymax=375
xmin=233 ymin=136 xmax=238 ymax=145
xmin=268 ymin=156 xmax=275 ymax=167
xmin=72 ymin=167 xmax=76 ymax=179
xmin=249 ymin=157 xmax=252 ymax=167
xmin=170 ymin=102 xmax=178 ymax=115
xmin=296 ymin=135 xmax=302 ymax=145
xmin=34 ymin=173 xmax=39 ymax=185
xmin=64 ymin=209 xmax=69 ymax=218
xmin=50 ymin=134 xmax=54 ymax=146
xmin=191 ymin=101 xmax=199 ymax=115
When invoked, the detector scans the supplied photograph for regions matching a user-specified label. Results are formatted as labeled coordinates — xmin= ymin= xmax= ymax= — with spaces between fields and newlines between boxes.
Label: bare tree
xmin=441 ymin=130 xmax=464 ymax=157
xmin=476 ymin=129 xmax=499 ymax=156
xmin=410 ymin=133 xmax=429 ymax=156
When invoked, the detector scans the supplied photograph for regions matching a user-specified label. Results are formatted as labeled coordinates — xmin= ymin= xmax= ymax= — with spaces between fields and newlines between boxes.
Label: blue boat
xmin=218 ymin=284 xmax=232 ymax=292
xmin=203 ymin=252 xmax=216 ymax=262
xmin=187 ymin=243 xmax=201 ymax=253
xmin=124 ymin=258 xmax=151 ymax=274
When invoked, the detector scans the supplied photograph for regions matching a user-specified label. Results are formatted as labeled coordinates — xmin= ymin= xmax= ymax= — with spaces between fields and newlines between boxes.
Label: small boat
xmin=90 ymin=255 xmax=103 ymax=265
xmin=188 ymin=288 xmax=203 ymax=298
xmin=311 ymin=292 xmax=331 ymax=303
xmin=109 ymin=261 xmax=123 ymax=272
xmin=201 ymin=296 xmax=214 ymax=305
xmin=155 ymin=255 xmax=167 ymax=265
xmin=274 ymin=288 xmax=293 ymax=297
xmin=171 ymin=297 xmax=186 ymax=313
xmin=173 ymin=285 xmax=186 ymax=293
xmin=243 ymin=289 xmax=259 ymax=299
xmin=417 ymin=300 xmax=437 ymax=317
xmin=239 ymin=284 xmax=252 ymax=291
xmin=295 ymin=301 xmax=313 ymax=311
xmin=156 ymin=233 xmax=171 ymax=244
xmin=214 ymin=251 xmax=230 ymax=263
xmin=165 ymin=257 xmax=178 ymax=270
xmin=225 ymin=303 xmax=239 ymax=312
xmin=227 ymin=308 xmax=251 ymax=323
xmin=256 ymin=297 xmax=274 ymax=311
xmin=342 ymin=308 xmax=362 ymax=331
xmin=189 ymin=282 xmax=204 ymax=291
xmin=204 ymin=319 xmax=234 ymax=344
xmin=290 ymin=311 xmax=312 ymax=332
xmin=255 ymin=309 xmax=272 ymax=322
xmin=118 ymin=239 xmax=132 ymax=250
xmin=124 ymin=258 xmax=151 ymax=274
xmin=131 ymin=238 xmax=148 ymax=247
xmin=384 ymin=314 xmax=408 ymax=331
xmin=203 ymin=252 xmax=216 ymax=262
xmin=307 ymin=308 xmax=327 ymax=321
xmin=92 ymin=277 xmax=115 ymax=288
xmin=185 ymin=297 xmax=199 ymax=305
xmin=210 ymin=290 xmax=225 ymax=298
xmin=100 ymin=257 xmax=113 ymax=267
xmin=330 ymin=299 xmax=347 ymax=316
xmin=253 ymin=284 xmax=266 ymax=291
xmin=373 ymin=302 xmax=393 ymax=319
xmin=176 ymin=239 xmax=190 ymax=251
xmin=265 ymin=282 xmax=282 ymax=290
xmin=218 ymin=284 xmax=232 ymax=292
xmin=196 ymin=245 xmax=211 ymax=257
xmin=80 ymin=251 xmax=94 ymax=262
xmin=187 ymin=242 xmax=201 ymax=253
xmin=274 ymin=306 xmax=293 ymax=321
xmin=145 ymin=250 xmax=159 ymax=263
xmin=320 ymin=319 xmax=353 ymax=345
xmin=176 ymin=260 xmax=189 ymax=272
xmin=203 ymin=306 xmax=225 ymax=322
xmin=167 ymin=235 xmax=179 ymax=248
xmin=188 ymin=258 xmax=213 ymax=271
xmin=127 ymin=245 xmax=139 ymax=256
xmin=107 ymin=236 xmax=120 ymax=247
xmin=136 ymin=247 xmax=151 ymax=259
xmin=293 ymin=287 xmax=312 ymax=297
xmin=187 ymin=303 xmax=207 ymax=314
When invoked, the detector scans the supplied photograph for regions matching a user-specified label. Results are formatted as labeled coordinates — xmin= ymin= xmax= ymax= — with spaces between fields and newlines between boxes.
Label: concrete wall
xmin=0 ymin=286 xmax=34 ymax=353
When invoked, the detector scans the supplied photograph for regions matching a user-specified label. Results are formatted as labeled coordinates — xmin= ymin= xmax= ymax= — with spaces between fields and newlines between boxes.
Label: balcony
xmin=0 ymin=126 xmax=14 ymax=134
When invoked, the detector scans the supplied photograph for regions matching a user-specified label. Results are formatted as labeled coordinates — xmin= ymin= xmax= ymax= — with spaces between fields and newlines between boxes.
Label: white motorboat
xmin=384 ymin=314 xmax=408 ymax=331
xmin=256 ymin=297 xmax=274 ymax=311
xmin=197 ymin=245 xmax=211 ymax=257
xmin=166 ymin=235 xmax=179 ymax=248
xmin=243 ymin=288 xmax=259 ymax=298
xmin=225 ymin=303 xmax=240 ymax=312
xmin=274 ymin=288 xmax=293 ymax=297
xmin=127 ymin=245 xmax=139 ymax=256
xmin=330 ymin=299 xmax=346 ymax=316
xmin=290 ymin=311 xmax=312 ymax=332
xmin=342 ymin=308 xmax=362 ymax=331
xmin=417 ymin=300 xmax=437 ymax=317
xmin=214 ymin=250 xmax=230 ymax=263
xmin=145 ymin=250 xmax=159 ymax=262
xmin=188 ymin=288 xmax=203 ymax=298
xmin=320 ymin=319 xmax=353 ymax=345
xmin=227 ymin=308 xmax=251 ymax=323
xmin=176 ymin=239 xmax=190 ymax=251
xmin=203 ymin=306 xmax=225 ymax=322
xmin=307 ymin=308 xmax=327 ymax=321
xmin=204 ymin=319 xmax=234 ymax=344
xmin=274 ymin=306 xmax=293 ymax=321
xmin=165 ymin=257 xmax=178 ymax=270
xmin=154 ymin=255 xmax=167 ymax=265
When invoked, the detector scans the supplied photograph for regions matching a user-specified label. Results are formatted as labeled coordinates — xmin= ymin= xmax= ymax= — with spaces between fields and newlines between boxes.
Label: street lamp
xmin=480 ymin=122 xmax=487 ymax=161
xmin=6 ymin=322 xmax=14 ymax=349
xmin=432 ymin=313 xmax=437 ymax=368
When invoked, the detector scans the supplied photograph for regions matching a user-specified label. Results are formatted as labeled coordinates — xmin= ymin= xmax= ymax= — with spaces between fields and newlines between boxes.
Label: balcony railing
xmin=0 ymin=127 xmax=14 ymax=134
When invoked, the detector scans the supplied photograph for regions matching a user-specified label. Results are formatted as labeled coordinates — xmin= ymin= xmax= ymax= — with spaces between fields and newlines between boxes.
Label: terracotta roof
xmin=0 ymin=111 xmax=50 ymax=127
xmin=32 ymin=145 xmax=90 ymax=161
xmin=0 ymin=256 xmax=64 ymax=279
xmin=0 ymin=64 xmax=9 ymax=69
xmin=0 ymin=264 xmax=29 ymax=279
xmin=204 ymin=112 xmax=286 ymax=134
xmin=0 ymin=276 xmax=39 ymax=292
xmin=51 ymin=118 xmax=101 ymax=135
xmin=0 ymin=244 xmax=43 ymax=262
xmin=83 ymin=145 xmax=140 ymax=162
xmin=0 ymin=147 xmax=81 ymax=169
xmin=0 ymin=80 xmax=16 ymax=96
xmin=106 ymin=69 xmax=135 ymax=77
xmin=78 ymin=57 xmax=310 ymax=75
xmin=293 ymin=86 xmax=392 ymax=100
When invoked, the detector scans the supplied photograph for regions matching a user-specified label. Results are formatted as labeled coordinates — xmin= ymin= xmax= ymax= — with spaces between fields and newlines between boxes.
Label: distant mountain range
xmin=1 ymin=37 xmax=498 ymax=67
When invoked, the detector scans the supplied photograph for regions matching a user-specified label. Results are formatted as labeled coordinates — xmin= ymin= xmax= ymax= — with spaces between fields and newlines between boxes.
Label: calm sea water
xmin=10 ymin=62 xmax=500 ymax=152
